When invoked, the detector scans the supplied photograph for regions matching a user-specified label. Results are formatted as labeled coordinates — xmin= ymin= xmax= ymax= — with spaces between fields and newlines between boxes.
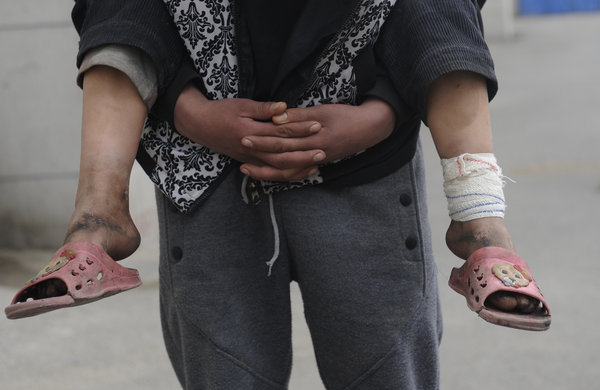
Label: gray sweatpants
xmin=156 ymin=145 xmax=442 ymax=390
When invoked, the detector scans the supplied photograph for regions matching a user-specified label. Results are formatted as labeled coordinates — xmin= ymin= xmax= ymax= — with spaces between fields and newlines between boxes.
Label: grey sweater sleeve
xmin=77 ymin=44 xmax=158 ymax=109
xmin=71 ymin=0 xmax=185 ymax=96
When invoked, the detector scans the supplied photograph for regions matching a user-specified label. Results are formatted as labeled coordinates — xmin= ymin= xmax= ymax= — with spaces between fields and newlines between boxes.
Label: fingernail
xmin=273 ymin=112 xmax=288 ymax=123
xmin=270 ymin=102 xmax=286 ymax=112
xmin=313 ymin=152 xmax=325 ymax=162
xmin=242 ymin=138 xmax=253 ymax=148
xmin=309 ymin=122 xmax=321 ymax=133
xmin=308 ymin=168 xmax=319 ymax=176
xmin=241 ymin=167 xmax=249 ymax=176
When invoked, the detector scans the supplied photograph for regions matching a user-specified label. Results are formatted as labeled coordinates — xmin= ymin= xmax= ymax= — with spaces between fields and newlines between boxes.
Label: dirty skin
xmin=445 ymin=219 xmax=540 ymax=314
xmin=65 ymin=213 xmax=126 ymax=240
xmin=64 ymin=211 xmax=141 ymax=257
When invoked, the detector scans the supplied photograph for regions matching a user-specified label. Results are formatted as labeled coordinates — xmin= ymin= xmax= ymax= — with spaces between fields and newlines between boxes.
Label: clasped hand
xmin=173 ymin=85 xmax=396 ymax=182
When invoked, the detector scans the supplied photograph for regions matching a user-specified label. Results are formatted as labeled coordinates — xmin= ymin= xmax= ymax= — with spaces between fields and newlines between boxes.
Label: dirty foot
xmin=446 ymin=217 xmax=540 ymax=314
xmin=65 ymin=172 xmax=141 ymax=260
xmin=23 ymin=181 xmax=141 ymax=301
xmin=64 ymin=208 xmax=140 ymax=261
xmin=5 ymin=191 xmax=141 ymax=317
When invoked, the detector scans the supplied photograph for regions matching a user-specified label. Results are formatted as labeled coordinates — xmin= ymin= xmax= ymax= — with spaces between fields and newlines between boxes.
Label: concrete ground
xmin=1 ymin=12 xmax=600 ymax=390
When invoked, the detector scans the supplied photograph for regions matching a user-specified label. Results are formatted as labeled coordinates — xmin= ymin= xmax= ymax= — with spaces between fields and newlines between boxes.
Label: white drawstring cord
xmin=241 ymin=175 xmax=250 ymax=204
xmin=266 ymin=194 xmax=280 ymax=276
xmin=241 ymin=176 xmax=280 ymax=276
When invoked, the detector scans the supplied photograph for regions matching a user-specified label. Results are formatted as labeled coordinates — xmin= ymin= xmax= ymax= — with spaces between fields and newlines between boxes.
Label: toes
xmin=516 ymin=295 xmax=539 ymax=314
xmin=487 ymin=291 xmax=541 ymax=314
xmin=42 ymin=279 xmax=68 ymax=298
xmin=488 ymin=291 xmax=518 ymax=312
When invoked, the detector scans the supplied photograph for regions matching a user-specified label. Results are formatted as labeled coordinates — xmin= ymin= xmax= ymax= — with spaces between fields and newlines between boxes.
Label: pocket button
xmin=171 ymin=246 xmax=183 ymax=262
xmin=405 ymin=235 xmax=418 ymax=250
xmin=400 ymin=193 xmax=412 ymax=207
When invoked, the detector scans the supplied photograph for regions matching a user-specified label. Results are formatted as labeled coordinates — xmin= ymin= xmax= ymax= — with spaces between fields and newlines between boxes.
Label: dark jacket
xmin=72 ymin=0 xmax=497 ymax=212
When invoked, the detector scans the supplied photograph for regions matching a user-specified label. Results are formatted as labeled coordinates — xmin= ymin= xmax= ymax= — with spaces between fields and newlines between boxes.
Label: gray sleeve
xmin=77 ymin=44 xmax=158 ymax=109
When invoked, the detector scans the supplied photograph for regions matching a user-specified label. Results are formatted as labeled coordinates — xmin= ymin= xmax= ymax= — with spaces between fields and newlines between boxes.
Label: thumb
xmin=272 ymin=106 xmax=314 ymax=125
xmin=245 ymin=101 xmax=287 ymax=120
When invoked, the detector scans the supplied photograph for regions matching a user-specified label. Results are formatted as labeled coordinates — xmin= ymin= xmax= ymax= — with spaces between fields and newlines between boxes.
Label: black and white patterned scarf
xmin=141 ymin=0 xmax=395 ymax=213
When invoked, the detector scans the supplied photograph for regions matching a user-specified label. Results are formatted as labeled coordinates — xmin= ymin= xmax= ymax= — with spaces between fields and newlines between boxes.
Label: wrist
xmin=173 ymin=83 xmax=209 ymax=139
xmin=360 ymin=97 xmax=396 ymax=142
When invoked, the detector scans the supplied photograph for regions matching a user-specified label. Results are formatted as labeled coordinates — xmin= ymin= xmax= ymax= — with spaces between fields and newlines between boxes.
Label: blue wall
xmin=520 ymin=0 xmax=600 ymax=14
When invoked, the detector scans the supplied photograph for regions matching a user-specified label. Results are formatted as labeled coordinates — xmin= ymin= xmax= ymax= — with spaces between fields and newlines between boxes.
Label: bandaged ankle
xmin=441 ymin=153 xmax=506 ymax=222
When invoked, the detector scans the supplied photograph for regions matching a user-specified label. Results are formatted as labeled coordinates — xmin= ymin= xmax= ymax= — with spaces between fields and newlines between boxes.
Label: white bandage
xmin=441 ymin=153 xmax=506 ymax=222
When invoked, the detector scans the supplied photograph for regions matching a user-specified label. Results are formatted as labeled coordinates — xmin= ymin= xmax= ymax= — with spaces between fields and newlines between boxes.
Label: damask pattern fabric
xmin=140 ymin=0 xmax=396 ymax=213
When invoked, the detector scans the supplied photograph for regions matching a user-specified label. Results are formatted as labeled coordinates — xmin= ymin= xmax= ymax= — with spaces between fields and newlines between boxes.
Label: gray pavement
xmin=2 ymin=12 xmax=600 ymax=390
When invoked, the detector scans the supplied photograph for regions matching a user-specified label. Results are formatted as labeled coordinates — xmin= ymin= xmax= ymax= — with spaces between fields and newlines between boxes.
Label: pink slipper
xmin=5 ymin=241 xmax=142 ymax=319
xmin=449 ymin=247 xmax=551 ymax=331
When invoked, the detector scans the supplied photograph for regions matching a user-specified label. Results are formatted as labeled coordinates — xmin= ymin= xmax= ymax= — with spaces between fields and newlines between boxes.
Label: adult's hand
xmin=240 ymin=97 xmax=396 ymax=180
xmin=173 ymin=84 xmax=326 ymax=180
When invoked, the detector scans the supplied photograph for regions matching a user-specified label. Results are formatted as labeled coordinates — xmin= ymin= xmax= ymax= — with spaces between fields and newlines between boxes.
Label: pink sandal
xmin=449 ymin=247 xmax=551 ymax=331
xmin=5 ymin=241 xmax=142 ymax=319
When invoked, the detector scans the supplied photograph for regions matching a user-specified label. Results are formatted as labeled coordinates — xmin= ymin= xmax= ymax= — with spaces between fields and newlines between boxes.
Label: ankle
xmin=64 ymin=211 xmax=140 ymax=261
xmin=75 ymin=178 xmax=131 ymax=206
xmin=445 ymin=218 xmax=514 ymax=260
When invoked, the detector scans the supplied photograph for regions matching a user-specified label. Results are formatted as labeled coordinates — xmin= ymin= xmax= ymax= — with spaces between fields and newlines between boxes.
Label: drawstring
xmin=241 ymin=176 xmax=280 ymax=276
xmin=241 ymin=175 xmax=250 ymax=204
xmin=266 ymin=194 xmax=280 ymax=276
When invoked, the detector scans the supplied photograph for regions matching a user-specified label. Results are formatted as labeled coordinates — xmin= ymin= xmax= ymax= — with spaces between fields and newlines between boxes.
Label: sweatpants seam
xmin=341 ymin=294 xmax=427 ymax=390
xmin=177 ymin=306 xmax=288 ymax=389
xmin=407 ymin=153 xmax=428 ymax=296
xmin=343 ymin=343 xmax=401 ymax=390
xmin=157 ymin=190 xmax=176 ymax=293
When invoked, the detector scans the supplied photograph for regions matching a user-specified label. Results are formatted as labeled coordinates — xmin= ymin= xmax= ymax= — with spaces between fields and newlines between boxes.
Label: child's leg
xmin=427 ymin=71 xmax=514 ymax=256
xmin=65 ymin=65 xmax=146 ymax=259
xmin=427 ymin=71 xmax=538 ymax=314
xmin=4 ymin=66 xmax=146 ymax=312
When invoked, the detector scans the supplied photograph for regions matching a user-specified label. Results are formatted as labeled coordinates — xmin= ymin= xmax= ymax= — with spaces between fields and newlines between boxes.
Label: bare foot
xmin=446 ymin=218 xmax=540 ymax=314
xmin=64 ymin=169 xmax=140 ymax=260
xmin=22 ymin=180 xmax=140 ymax=300
xmin=64 ymin=208 xmax=140 ymax=261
